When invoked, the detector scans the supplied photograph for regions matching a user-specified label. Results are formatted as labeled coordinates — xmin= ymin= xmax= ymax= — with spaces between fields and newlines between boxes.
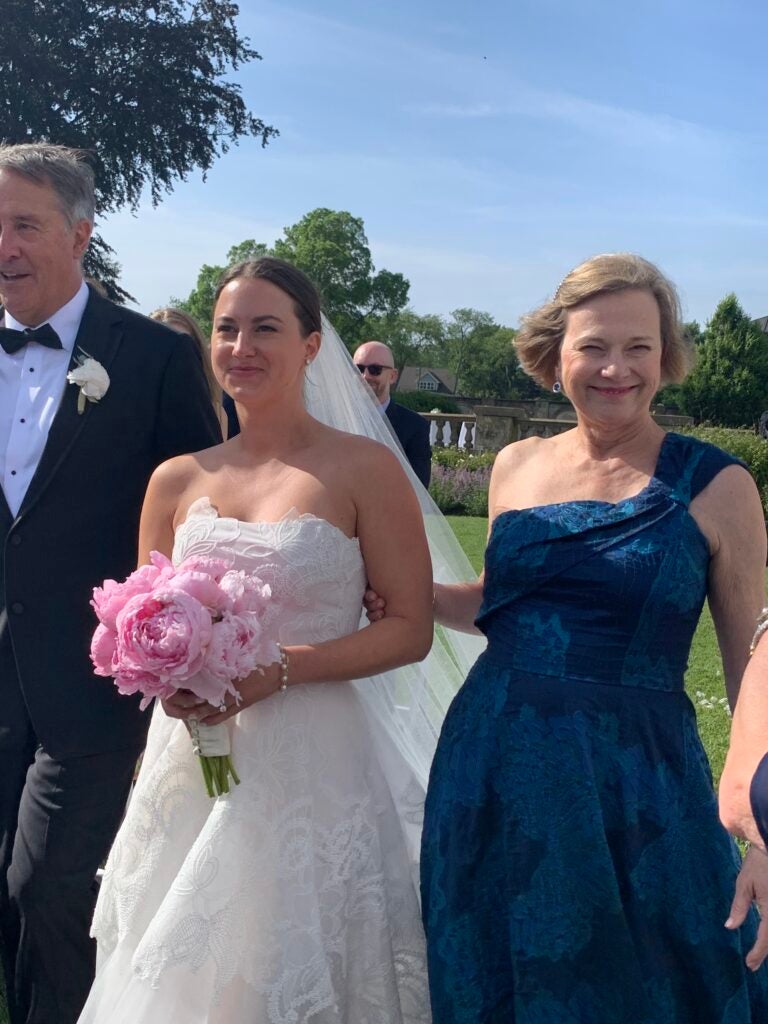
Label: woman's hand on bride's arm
xmin=365 ymin=580 xmax=484 ymax=634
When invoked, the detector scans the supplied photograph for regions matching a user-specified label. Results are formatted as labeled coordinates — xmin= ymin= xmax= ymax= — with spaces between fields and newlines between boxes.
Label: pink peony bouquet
xmin=90 ymin=551 xmax=279 ymax=796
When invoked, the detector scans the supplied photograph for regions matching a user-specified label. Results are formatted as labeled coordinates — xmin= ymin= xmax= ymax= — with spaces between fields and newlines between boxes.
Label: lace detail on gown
xmin=81 ymin=499 xmax=431 ymax=1023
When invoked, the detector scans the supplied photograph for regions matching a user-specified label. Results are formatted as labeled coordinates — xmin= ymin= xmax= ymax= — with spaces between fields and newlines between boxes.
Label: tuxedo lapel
xmin=15 ymin=289 xmax=125 ymax=521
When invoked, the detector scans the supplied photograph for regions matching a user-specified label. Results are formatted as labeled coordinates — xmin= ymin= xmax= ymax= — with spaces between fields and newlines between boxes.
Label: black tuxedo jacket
xmin=0 ymin=287 xmax=221 ymax=758
xmin=385 ymin=401 xmax=432 ymax=488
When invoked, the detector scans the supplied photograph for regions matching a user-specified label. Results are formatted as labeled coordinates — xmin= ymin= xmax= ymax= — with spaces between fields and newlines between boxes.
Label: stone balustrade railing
xmin=423 ymin=412 xmax=477 ymax=450
xmin=420 ymin=406 xmax=693 ymax=453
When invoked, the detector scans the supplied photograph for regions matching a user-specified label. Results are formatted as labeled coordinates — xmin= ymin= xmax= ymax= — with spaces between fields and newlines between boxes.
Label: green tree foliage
xmin=678 ymin=294 xmax=768 ymax=427
xmin=272 ymin=209 xmax=409 ymax=346
xmin=173 ymin=240 xmax=267 ymax=337
xmin=178 ymin=210 xmax=410 ymax=346
xmin=364 ymin=310 xmax=445 ymax=373
xmin=0 ymin=0 xmax=276 ymax=300
xmin=363 ymin=307 xmax=544 ymax=400
xmin=459 ymin=326 xmax=544 ymax=400
xmin=685 ymin=321 xmax=705 ymax=346
xmin=439 ymin=309 xmax=496 ymax=394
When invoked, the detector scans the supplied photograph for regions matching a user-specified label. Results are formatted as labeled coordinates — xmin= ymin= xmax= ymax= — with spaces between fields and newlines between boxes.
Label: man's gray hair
xmin=0 ymin=143 xmax=95 ymax=225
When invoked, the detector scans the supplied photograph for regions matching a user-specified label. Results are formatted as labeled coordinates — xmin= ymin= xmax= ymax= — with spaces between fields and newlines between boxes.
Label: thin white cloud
xmin=408 ymin=90 xmax=725 ymax=154
xmin=407 ymin=102 xmax=498 ymax=118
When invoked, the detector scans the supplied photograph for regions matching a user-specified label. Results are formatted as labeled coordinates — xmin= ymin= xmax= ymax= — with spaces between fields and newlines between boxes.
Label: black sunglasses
xmin=356 ymin=363 xmax=394 ymax=377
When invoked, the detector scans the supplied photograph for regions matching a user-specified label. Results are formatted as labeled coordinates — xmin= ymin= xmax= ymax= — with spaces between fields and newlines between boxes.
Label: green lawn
xmin=445 ymin=514 xmax=732 ymax=781
xmin=446 ymin=515 xmax=487 ymax=573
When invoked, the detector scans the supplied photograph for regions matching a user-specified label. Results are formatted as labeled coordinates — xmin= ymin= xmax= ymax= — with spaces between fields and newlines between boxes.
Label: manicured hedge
xmin=393 ymin=391 xmax=460 ymax=413
xmin=432 ymin=448 xmax=496 ymax=471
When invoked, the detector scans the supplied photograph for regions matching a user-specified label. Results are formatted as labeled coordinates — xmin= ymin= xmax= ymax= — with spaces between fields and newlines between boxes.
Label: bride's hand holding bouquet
xmin=164 ymin=655 xmax=285 ymax=728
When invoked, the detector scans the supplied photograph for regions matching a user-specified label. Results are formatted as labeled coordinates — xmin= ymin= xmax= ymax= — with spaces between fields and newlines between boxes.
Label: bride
xmin=78 ymin=257 xmax=481 ymax=1023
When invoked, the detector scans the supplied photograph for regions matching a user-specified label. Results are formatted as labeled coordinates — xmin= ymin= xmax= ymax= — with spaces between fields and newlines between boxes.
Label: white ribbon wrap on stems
xmin=189 ymin=719 xmax=231 ymax=757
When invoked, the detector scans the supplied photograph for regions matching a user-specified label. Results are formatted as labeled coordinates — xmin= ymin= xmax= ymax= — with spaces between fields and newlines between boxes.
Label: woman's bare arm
xmin=695 ymin=464 xmax=767 ymax=709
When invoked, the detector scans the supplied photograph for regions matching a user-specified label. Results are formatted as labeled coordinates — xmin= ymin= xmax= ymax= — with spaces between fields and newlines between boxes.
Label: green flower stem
xmin=198 ymin=754 xmax=241 ymax=797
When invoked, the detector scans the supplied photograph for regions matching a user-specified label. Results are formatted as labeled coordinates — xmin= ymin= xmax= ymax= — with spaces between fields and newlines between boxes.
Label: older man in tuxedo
xmin=353 ymin=340 xmax=431 ymax=487
xmin=0 ymin=144 xmax=221 ymax=1024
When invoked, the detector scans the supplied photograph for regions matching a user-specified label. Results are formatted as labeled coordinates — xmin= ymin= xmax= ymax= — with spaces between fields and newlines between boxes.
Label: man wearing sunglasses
xmin=353 ymin=340 xmax=431 ymax=487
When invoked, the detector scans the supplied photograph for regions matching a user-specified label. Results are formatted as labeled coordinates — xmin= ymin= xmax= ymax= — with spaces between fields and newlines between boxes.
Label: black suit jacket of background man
xmin=0 ymin=286 xmax=222 ymax=760
xmin=385 ymin=400 xmax=432 ymax=489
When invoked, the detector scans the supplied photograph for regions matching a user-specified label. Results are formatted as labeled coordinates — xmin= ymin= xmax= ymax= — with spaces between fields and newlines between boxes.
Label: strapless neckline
xmin=177 ymin=495 xmax=360 ymax=548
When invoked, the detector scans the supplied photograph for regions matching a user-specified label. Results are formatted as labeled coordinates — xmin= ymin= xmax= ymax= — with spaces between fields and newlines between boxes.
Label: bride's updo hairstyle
xmin=214 ymin=257 xmax=322 ymax=338
xmin=515 ymin=253 xmax=694 ymax=389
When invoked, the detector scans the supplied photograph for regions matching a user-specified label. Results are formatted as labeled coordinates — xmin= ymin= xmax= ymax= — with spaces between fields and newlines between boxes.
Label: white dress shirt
xmin=0 ymin=280 xmax=89 ymax=516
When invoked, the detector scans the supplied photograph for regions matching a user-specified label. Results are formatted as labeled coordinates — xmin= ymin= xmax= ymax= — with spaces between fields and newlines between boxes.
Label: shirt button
xmin=11 ymin=602 xmax=24 ymax=614
xmin=10 ymin=470 xmax=16 ymax=476
xmin=28 ymin=367 xmax=34 ymax=373
xmin=10 ymin=535 xmax=21 ymax=546
xmin=19 ymin=418 xmax=25 ymax=424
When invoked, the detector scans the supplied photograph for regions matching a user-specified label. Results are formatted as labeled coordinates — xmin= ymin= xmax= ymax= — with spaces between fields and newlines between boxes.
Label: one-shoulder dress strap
xmin=657 ymin=432 xmax=748 ymax=506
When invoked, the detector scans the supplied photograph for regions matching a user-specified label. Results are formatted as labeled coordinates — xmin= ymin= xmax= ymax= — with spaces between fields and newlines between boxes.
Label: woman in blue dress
xmin=422 ymin=254 xmax=768 ymax=1022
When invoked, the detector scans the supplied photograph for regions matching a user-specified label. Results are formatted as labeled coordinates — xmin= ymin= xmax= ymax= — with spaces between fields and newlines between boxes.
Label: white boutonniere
xmin=67 ymin=349 xmax=110 ymax=414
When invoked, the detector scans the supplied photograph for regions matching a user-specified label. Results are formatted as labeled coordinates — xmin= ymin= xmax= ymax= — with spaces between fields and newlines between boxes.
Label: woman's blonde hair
xmin=515 ymin=253 xmax=694 ymax=389
xmin=149 ymin=307 xmax=220 ymax=405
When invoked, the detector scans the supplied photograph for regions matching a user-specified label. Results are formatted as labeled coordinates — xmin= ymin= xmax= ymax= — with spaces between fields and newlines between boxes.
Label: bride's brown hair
xmin=214 ymin=257 xmax=322 ymax=338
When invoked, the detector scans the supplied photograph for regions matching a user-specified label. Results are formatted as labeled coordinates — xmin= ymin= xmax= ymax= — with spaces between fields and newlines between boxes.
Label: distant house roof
xmin=397 ymin=366 xmax=457 ymax=393
xmin=755 ymin=316 xmax=768 ymax=333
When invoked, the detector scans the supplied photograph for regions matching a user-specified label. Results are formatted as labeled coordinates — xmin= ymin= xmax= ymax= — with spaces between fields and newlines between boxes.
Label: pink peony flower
xmin=204 ymin=611 xmax=278 ymax=682
xmin=165 ymin=570 xmax=231 ymax=614
xmin=218 ymin=570 xmax=272 ymax=616
xmin=113 ymin=668 xmax=177 ymax=710
xmin=90 ymin=623 xmax=118 ymax=676
xmin=91 ymin=552 xmax=175 ymax=630
xmin=182 ymin=668 xmax=236 ymax=707
xmin=174 ymin=554 xmax=231 ymax=582
xmin=114 ymin=588 xmax=212 ymax=685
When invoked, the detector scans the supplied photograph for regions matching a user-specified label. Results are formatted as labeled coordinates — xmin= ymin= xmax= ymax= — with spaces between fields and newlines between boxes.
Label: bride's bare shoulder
xmin=145 ymin=449 xmax=221 ymax=513
xmin=318 ymin=424 xmax=403 ymax=469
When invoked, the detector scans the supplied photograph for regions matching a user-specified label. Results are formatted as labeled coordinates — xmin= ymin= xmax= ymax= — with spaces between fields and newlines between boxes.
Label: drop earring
xmin=552 ymin=380 xmax=562 ymax=394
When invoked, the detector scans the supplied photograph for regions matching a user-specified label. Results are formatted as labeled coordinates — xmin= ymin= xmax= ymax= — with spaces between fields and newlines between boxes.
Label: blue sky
xmin=101 ymin=0 xmax=768 ymax=327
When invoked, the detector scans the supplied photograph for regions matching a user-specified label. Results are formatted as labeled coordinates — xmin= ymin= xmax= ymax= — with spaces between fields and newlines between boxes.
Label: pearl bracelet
xmin=750 ymin=608 xmax=768 ymax=655
xmin=277 ymin=644 xmax=289 ymax=692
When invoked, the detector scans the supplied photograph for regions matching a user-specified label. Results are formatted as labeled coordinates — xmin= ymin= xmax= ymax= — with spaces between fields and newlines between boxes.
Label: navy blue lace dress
xmin=422 ymin=433 xmax=768 ymax=1023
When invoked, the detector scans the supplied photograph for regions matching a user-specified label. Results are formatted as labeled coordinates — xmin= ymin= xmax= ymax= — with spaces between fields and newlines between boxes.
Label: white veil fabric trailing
xmin=305 ymin=316 xmax=486 ymax=792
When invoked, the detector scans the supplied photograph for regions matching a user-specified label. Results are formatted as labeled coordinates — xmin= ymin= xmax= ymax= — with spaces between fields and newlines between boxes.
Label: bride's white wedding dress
xmin=78 ymin=498 xmax=431 ymax=1023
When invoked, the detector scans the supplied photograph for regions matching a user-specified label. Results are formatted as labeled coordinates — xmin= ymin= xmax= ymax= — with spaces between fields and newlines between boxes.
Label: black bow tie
xmin=0 ymin=323 xmax=63 ymax=355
